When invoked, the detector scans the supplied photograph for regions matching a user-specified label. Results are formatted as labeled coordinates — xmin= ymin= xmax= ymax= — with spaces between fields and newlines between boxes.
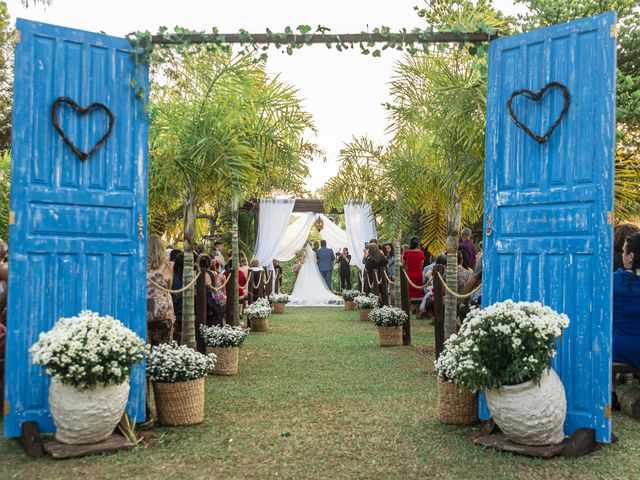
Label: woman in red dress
xmin=402 ymin=236 xmax=425 ymax=300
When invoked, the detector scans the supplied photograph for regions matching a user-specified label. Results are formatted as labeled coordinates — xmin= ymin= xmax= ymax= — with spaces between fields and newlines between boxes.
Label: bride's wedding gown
xmin=288 ymin=245 xmax=344 ymax=307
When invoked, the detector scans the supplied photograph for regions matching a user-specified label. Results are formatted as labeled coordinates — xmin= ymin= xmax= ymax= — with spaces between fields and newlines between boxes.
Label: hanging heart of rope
xmin=52 ymin=97 xmax=115 ymax=161
xmin=506 ymin=82 xmax=570 ymax=145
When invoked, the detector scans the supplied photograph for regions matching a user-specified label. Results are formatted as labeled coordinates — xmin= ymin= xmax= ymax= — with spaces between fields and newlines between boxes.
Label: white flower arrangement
xmin=245 ymin=297 xmax=272 ymax=319
xmin=269 ymin=293 xmax=290 ymax=304
xmin=200 ymin=325 xmax=248 ymax=348
xmin=30 ymin=310 xmax=145 ymax=389
xmin=369 ymin=306 xmax=408 ymax=327
xmin=146 ymin=342 xmax=216 ymax=383
xmin=341 ymin=289 xmax=361 ymax=301
xmin=435 ymin=300 xmax=570 ymax=391
xmin=354 ymin=293 xmax=379 ymax=309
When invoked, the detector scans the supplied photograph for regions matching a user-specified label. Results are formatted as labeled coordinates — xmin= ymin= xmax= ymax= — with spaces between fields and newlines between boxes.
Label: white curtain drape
xmin=253 ymin=198 xmax=296 ymax=268
xmin=275 ymin=212 xmax=315 ymax=261
xmin=319 ymin=214 xmax=350 ymax=261
xmin=344 ymin=200 xmax=377 ymax=271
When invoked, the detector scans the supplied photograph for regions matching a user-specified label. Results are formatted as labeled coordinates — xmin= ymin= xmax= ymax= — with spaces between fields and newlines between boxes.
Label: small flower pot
xmin=377 ymin=326 xmax=403 ymax=346
xmin=206 ymin=346 xmax=239 ymax=375
xmin=49 ymin=378 xmax=130 ymax=444
xmin=485 ymin=368 xmax=566 ymax=445
xmin=344 ymin=300 xmax=355 ymax=310
xmin=272 ymin=302 xmax=286 ymax=314
xmin=153 ymin=377 xmax=205 ymax=426
xmin=436 ymin=379 xmax=478 ymax=425
xmin=250 ymin=316 xmax=268 ymax=332
xmin=359 ymin=308 xmax=372 ymax=321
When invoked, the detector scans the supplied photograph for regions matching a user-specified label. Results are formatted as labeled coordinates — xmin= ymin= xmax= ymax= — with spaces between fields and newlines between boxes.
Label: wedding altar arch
xmin=250 ymin=198 xmax=377 ymax=272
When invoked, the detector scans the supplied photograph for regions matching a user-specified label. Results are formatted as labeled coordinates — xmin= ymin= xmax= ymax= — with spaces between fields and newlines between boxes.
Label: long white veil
xmin=288 ymin=245 xmax=343 ymax=307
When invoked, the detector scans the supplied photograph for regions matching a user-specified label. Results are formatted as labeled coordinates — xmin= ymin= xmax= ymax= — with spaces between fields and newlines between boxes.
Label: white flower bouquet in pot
xmin=245 ymin=297 xmax=272 ymax=331
xmin=369 ymin=306 xmax=407 ymax=346
xmin=200 ymin=325 xmax=248 ymax=375
xmin=268 ymin=293 xmax=290 ymax=313
xmin=435 ymin=300 xmax=570 ymax=444
xmin=341 ymin=289 xmax=361 ymax=309
xmin=147 ymin=342 xmax=216 ymax=426
xmin=354 ymin=293 xmax=379 ymax=321
xmin=30 ymin=310 xmax=145 ymax=444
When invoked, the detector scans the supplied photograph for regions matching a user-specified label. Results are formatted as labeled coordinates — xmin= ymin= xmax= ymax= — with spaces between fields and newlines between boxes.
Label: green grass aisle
xmin=1 ymin=308 xmax=640 ymax=479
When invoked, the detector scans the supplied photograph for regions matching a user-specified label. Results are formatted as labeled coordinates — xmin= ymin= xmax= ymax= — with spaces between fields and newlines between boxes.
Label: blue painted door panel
xmin=4 ymin=19 xmax=149 ymax=438
xmin=482 ymin=13 xmax=616 ymax=443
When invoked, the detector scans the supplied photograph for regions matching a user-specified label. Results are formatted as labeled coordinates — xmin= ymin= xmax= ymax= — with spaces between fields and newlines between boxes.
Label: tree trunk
xmin=181 ymin=185 xmax=197 ymax=349
xmin=230 ymin=194 xmax=240 ymax=326
xmin=444 ymin=199 xmax=462 ymax=341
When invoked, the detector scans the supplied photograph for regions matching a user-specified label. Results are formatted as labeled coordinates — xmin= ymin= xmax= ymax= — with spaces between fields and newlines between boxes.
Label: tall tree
xmin=0 ymin=1 xmax=13 ymax=153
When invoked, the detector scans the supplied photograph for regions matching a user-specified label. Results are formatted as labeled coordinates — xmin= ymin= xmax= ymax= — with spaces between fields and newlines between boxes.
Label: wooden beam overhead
xmin=241 ymin=199 xmax=340 ymax=214
xmin=150 ymin=31 xmax=497 ymax=46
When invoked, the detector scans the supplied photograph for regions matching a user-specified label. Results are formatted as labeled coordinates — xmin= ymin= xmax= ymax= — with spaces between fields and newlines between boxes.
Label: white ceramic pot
xmin=485 ymin=368 xmax=566 ymax=446
xmin=49 ymin=378 xmax=130 ymax=445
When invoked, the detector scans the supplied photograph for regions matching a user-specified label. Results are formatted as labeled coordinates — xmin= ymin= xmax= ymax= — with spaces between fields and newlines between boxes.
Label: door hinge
xmin=610 ymin=24 xmax=617 ymax=38
xmin=604 ymin=404 xmax=612 ymax=420
xmin=137 ymin=214 xmax=144 ymax=239
xmin=9 ymin=211 xmax=15 ymax=225
xmin=3 ymin=401 xmax=9 ymax=416
xmin=13 ymin=29 xmax=21 ymax=44
xmin=607 ymin=211 xmax=615 ymax=225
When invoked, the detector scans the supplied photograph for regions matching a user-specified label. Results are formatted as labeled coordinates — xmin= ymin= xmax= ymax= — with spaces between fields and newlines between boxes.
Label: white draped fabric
xmin=253 ymin=198 xmax=295 ymax=268
xmin=319 ymin=214 xmax=350 ymax=260
xmin=344 ymin=200 xmax=377 ymax=271
xmin=275 ymin=212 xmax=315 ymax=261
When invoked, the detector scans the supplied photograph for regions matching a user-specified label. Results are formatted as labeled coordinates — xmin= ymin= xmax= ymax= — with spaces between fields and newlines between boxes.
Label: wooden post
xmin=400 ymin=265 xmax=411 ymax=345
xmin=195 ymin=268 xmax=207 ymax=353
xmin=379 ymin=268 xmax=389 ymax=306
xmin=226 ymin=268 xmax=237 ymax=326
xmin=433 ymin=264 xmax=445 ymax=359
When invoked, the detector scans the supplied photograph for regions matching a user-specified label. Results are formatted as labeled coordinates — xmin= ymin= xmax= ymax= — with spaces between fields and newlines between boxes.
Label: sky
xmin=5 ymin=0 xmax=526 ymax=192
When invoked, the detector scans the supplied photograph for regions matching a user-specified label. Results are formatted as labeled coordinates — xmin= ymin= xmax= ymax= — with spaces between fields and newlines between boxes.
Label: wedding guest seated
xmin=613 ymin=232 xmax=640 ymax=368
xmin=419 ymin=254 xmax=446 ymax=316
xmin=614 ymin=223 xmax=640 ymax=271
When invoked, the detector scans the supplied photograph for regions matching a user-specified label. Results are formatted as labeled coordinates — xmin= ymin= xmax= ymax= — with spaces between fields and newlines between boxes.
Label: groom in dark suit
xmin=316 ymin=240 xmax=335 ymax=290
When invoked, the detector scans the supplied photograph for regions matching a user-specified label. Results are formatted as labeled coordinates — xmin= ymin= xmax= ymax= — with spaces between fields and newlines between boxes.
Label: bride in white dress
xmin=288 ymin=244 xmax=344 ymax=307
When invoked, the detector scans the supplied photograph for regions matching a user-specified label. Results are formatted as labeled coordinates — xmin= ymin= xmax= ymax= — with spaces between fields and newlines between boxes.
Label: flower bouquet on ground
xmin=435 ymin=300 xmax=570 ymax=444
xmin=30 ymin=310 xmax=145 ymax=444
xmin=341 ymin=289 xmax=361 ymax=310
xmin=245 ymin=297 xmax=272 ymax=331
xmin=369 ymin=306 xmax=407 ymax=347
xmin=200 ymin=325 xmax=248 ymax=375
xmin=269 ymin=293 xmax=290 ymax=314
xmin=147 ymin=342 xmax=216 ymax=426
xmin=354 ymin=293 xmax=379 ymax=321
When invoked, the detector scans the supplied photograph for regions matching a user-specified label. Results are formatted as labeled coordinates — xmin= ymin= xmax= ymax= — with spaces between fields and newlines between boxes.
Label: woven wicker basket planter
xmin=377 ymin=326 xmax=403 ymax=346
xmin=436 ymin=378 xmax=478 ymax=425
xmin=272 ymin=302 xmax=286 ymax=314
xmin=359 ymin=308 xmax=372 ymax=321
xmin=153 ymin=377 xmax=205 ymax=426
xmin=206 ymin=346 xmax=239 ymax=375
xmin=344 ymin=300 xmax=355 ymax=310
xmin=250 ymin=316 xmax=268 ymax=332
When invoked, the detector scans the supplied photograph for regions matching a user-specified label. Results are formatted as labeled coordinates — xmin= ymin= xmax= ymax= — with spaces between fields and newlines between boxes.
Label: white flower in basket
xmin=29 ymin=310 xmax=145 ymax=444
xmin=245 ymin=297 xmax=273 ymax=319
xmin=269 ymin=293 xmax=290 ymax=304
xmin=200 ymin=325 xmax=248 ymax=348
xmin=369 ymin=306 xmax=408 ymax=327
xmin=146 ymin=342 xmax=216 ymax=383
xmin=341 ymin=289 xmax=361 ymax=301
xmin=353 ymin=293 xmax=379 ymax=310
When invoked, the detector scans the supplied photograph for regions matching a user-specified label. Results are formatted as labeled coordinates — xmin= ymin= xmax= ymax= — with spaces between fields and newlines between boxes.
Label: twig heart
xmin=506 ymin=82 xmax=570 ymax=145
xmin=52 ymin=97 xmax=115 ymax=161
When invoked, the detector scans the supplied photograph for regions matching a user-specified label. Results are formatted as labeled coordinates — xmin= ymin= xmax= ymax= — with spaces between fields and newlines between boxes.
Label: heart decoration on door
xmin=506 ymin=82 xmax=570 ymax=145
xmin=52 ymin=97 xmax=115 ymax=161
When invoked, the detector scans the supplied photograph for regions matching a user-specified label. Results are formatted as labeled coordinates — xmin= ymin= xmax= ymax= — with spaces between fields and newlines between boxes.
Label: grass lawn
xmin=1 ymin=307 xmax=639 ymax=479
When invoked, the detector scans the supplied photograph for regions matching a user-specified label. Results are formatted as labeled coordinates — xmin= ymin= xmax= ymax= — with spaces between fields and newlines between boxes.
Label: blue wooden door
xmin=482 ymin=13 xmax=617 ymax=443
xmin=4 ymin=19 xmax=149 ymax=438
